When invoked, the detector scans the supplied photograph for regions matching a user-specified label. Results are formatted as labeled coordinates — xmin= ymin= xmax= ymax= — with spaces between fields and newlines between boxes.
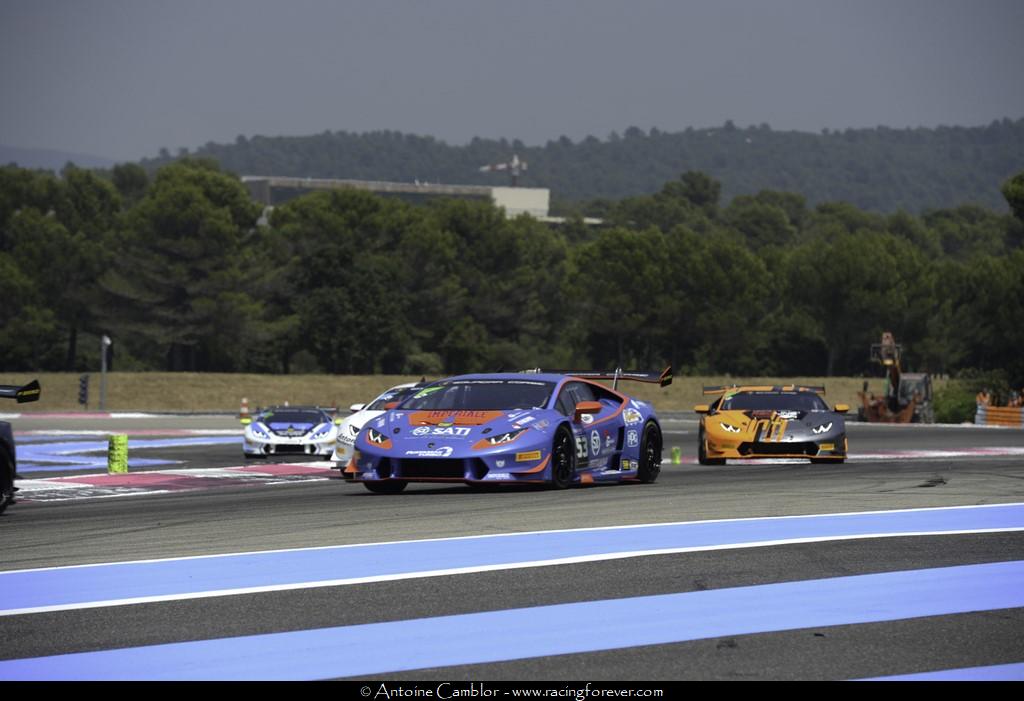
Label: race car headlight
xmin=347 ymin=424 xmax=360 ymax=437
xmin=249 ymin=423 xmax=270 ymax=439
xmin=311 ymin=423 xmax=333 ymax=440
xmin=364 ymin=427 xmax=390 ymax=446
xmin=719 ymin=423 xmax=742 ymax=433
xmin=485 ymin=428 xmax=528 ymax=446
xmin=812 ymin=422 xmax=833 ymax=434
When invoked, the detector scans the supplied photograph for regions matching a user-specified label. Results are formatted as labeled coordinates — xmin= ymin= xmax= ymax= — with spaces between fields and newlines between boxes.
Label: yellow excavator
xmin=857 ymin=332 xmax=934 ymax=423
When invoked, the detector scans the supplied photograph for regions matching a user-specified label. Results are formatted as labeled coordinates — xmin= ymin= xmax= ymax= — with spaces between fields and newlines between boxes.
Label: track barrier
xmin=975 ymin=405 xmax=1024 ymax=428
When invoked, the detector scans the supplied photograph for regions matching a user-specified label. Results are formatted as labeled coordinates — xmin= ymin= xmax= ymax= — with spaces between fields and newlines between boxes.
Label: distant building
xmin=241 ymin=175 xmax=601 ymax=225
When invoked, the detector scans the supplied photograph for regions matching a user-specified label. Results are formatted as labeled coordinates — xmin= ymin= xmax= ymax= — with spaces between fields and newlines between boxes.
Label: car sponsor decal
xmin=411 ymin=426 xmax=472 ymax=437
xmin=748 ymin=415 xmax=789 ymax=443
xmin=580 ymin=413 xmax=594 ymax=425
xmin=408 ymin=411 xmax=505 ymax=426
xmin=590 ymin=430 xmax=601 ymax=456
xmin=624 ymin=408 xmax=643 ymax=425
xmin=575 ymin=436 xmax=588 ymax=459
xmin=604 ymin=432 xmax=614 ymax=450
xmin=515 ymin=450 xmax=542 ymax=462
xmin=404 ymin=447 xmax=455 ymax=458
xmin=626 ymin=430 xmax=639 ymax=448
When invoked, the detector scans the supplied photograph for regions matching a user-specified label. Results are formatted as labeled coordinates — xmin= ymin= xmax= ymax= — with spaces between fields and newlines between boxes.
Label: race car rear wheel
xmin=637 ymin=422 xmax=662 ymax=483
xmin=363 ymin=480 xmax=408 ymax=494
xmin=550 ymin=425 xmax=576 ymax=489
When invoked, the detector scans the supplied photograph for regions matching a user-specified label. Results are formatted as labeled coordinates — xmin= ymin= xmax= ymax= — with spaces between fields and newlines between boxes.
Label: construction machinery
xmin=857 ymin=332 xmax=934 ymax=423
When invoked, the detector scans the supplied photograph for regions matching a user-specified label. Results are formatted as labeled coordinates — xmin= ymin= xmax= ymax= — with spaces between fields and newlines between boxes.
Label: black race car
xmin=1 ymin=380 xmax=40 ymax=514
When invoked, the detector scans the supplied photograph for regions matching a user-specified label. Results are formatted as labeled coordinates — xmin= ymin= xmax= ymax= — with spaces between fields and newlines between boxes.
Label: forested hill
xmin=144 ymin=118 xmax=1024 ymax=214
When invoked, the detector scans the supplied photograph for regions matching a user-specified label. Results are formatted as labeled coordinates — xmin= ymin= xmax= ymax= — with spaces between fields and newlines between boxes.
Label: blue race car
xmin=345 ymin=369 xmax=671 ymax=493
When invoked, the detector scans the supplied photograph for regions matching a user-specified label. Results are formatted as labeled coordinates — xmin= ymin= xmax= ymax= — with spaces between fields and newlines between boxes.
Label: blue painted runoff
xmin=2 ymin=503 xmax=1022 ymax=613
xmin=1 ymin=561 xmax=1022 ymax=680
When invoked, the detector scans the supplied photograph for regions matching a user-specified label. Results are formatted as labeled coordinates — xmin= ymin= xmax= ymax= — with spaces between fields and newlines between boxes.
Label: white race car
xmin=331 ymin=383 xmax=424 ymax=469
xmin=243 ymin=405 xmax=338 ymax=458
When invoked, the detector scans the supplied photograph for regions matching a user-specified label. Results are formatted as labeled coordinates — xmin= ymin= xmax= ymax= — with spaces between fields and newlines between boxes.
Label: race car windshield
xmin=400 ymin=380 xmax=556 ymax=411
xmin=260 ymin=410 xmax=326 ymax=424
xmin=366 ymin=387 xmax=419 ymax=411
xmin=720 ymin=392 xmax=829 ymax=412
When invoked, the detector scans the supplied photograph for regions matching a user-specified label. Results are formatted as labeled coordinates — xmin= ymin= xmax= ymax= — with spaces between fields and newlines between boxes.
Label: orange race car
xmin=695 ymin=385 xmax=848 ymax=465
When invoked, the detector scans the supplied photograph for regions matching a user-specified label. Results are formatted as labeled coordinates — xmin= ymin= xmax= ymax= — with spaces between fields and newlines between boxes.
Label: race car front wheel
xmin=550 ymin=425 xmax=576 ymax=489
xmin=697 ymin=427 xmax=726 ymax=465
xmin=363 ymin=480 xmax=408 ymax=494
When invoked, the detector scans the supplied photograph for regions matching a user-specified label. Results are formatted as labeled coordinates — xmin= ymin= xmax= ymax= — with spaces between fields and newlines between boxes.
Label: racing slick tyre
xmin=637 ymin=422 xmax=662 ymax=483
xmin=697 ymin=427 xmax=726 ymax=465
xmin=550 ymin=424 xmax=577 ymax=489
xmin=363 ymin=480 xmax=408 ymax=494
xmin=0 ymin=451 xmax=13 ymax=515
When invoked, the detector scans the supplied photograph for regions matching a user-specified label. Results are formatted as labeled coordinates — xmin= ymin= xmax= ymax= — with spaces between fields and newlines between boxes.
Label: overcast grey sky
xmin=2 ymin=0 xmax=1022 ymax=162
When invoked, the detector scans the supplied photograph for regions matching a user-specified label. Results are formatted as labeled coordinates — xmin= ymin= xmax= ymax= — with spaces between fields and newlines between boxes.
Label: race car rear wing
xmin=703 ymin=384 xmax=826 ymax=395
xmin=525 ymin=366 xmax=673 ymax=390
xmin=0 ymin=379 xmax=41 ymax=403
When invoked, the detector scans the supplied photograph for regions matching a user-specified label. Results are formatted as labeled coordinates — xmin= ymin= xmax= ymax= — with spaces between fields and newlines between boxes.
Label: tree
xmin=570 ymin=227 xmax=669 ymax=368
xmin=100 ymin=160 xmax=263 ymax=370
xmin=1001 ymin=171 xmax=1024 ymax=223
xmin=110 ymin=163 xmax=149 ymax=207
xmin=782 ymin=231 xmax=929 ymax=375
xmin=724 ymin=195 xmax=796 ymax=250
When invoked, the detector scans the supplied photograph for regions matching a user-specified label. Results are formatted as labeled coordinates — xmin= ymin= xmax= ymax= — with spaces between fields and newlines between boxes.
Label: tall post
xmin=100 ymin=335 xmax=111 ymax=410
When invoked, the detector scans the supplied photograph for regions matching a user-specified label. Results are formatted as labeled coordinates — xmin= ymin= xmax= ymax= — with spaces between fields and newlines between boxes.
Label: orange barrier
xmin=975 ymin=405 xmax=1024 ymax=428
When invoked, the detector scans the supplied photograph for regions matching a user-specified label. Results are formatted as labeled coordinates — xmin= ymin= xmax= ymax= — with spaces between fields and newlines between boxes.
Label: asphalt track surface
xmin=2 ymin=414 xmax=1024 ymax=681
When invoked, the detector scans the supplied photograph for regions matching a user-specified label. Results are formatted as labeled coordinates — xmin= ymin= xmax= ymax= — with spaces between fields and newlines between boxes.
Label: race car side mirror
xmin=834 ymin=404 xmax=850 ymax=413
xmin=384 ymin=402 xmax=400 ymax=410
xmin=574 ymin=401 xmax=602 ymax=423
xmin=694 ymin=404 xmax=710 ymax=414
xmin=349 ymin=403 xmax=365 ymax=413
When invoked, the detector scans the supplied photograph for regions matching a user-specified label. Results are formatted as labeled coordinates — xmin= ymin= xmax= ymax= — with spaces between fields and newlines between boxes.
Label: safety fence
xmin=975 ymin=405 xmax=1024 ymax=427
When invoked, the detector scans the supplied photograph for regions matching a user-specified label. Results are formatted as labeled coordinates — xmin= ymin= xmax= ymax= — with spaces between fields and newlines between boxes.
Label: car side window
xmin=568 ymin=382 xmax=596 ymax=404
xmin=555 ymin=382 xmax=599 ymax=417
xmin=555 ymin=387 xmax=575 ymax=416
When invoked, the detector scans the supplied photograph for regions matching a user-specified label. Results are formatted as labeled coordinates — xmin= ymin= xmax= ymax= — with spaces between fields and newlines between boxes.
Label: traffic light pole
xmin=100 ymin=335 xmax=111 ymax=411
